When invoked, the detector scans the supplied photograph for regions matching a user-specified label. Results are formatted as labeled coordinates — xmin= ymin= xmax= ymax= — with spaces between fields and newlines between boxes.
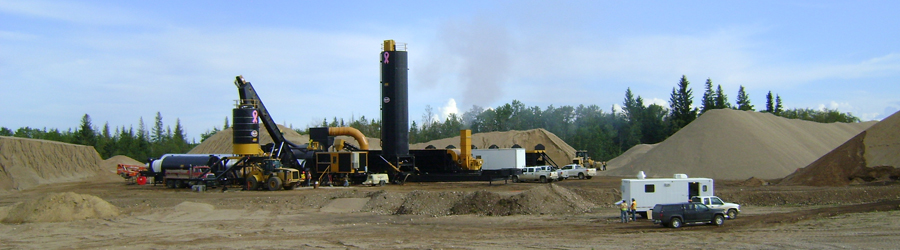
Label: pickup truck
xmin=537 ymin=165 xmax=567 ymax=181
xmin=560 ymin=164 xmax=596 ymax=179
xmin=652 ymin=202 xmax=725 ymax=228
xmin=691 ymin=196 xmax=741 ymax=219
xmin=515 ymin=166 xmax=559 ymax=183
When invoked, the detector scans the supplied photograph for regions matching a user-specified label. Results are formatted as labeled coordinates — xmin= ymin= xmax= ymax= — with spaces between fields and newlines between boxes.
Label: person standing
xmin=619 ymin=200 xmax=628 ymax=223
xmin=630 ymin=198 xmax=638 ymax=221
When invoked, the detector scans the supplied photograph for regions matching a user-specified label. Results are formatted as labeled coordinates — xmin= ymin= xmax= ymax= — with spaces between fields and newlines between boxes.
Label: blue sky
xmin=2 ymin=0 xmax=898 ymax=141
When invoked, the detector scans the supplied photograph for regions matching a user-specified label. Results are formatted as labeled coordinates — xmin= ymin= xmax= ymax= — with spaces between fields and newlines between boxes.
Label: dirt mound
xmin=739 ymin=177 xmax=769 ymax=187
xmin=362 ymin=184 xmax=594 ymax=216
xmin=411 ymin=129 xmax=576 ymax=167
xmin=2 ymin=192 xmax=119 ymax=223
xmin=0 ymin=136 xmax=106 ymax=191
xmin=605 ymin=143 xmax=656 ymax=171
xmin=780 ymin=111 xmax=900 ymax=186
xmin=603 ymin=109 xmax=874 ymax=180
xmin=189 ymin=125 xmax=381 ymax=154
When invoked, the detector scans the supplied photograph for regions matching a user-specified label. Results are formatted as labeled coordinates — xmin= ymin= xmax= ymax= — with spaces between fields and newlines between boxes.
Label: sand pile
xmin=100 ymin=155 xmax=144 ymax=174
xmin=0 ymin=136 xmax=105 ymax=191
xmin=363 ymin=184 xmax=594 ymax=216
xmin=189 ymin=125 xmax=381 ymax=154
xmin=411 ymin=129 xmax=576 ymax=167
xmin=605 ymin=143 xmax=656 ymax=171
xmin=2 ymin=192 xmax=119 ymax=223
xmin=603 ymin=109 xmax=875 ymax=180
xmin=781 ymin=110 xmax=900 ymax=186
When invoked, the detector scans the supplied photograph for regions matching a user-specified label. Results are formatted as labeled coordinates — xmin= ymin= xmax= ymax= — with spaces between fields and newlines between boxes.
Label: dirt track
xmin=1 ymin=177 xmax=899 ymax=249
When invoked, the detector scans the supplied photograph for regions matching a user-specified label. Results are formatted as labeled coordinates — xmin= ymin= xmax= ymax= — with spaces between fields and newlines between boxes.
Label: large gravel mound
xmin=0 ymin=136 xmax=107 ymax=191
xmin=2 ymin=192 xmax=119 ymax=223
xmin=781 ymin=110 xmax=900 ymax=186
xmin=603 ymin=109 xmax=875 ymax=180
xmin=605 ymin=143 xmax=656 ymax=171
xmin=412 ymin=129 xmax=576 ymax=168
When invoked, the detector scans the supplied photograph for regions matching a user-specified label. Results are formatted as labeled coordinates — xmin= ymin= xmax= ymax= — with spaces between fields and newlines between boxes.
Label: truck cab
xmin=691 ymin=196 xmax=740 ymax=219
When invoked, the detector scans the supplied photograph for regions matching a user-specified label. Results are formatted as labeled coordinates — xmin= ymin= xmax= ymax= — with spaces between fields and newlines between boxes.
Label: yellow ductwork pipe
xmin=328 ymin=127 xmax=369 ymax=150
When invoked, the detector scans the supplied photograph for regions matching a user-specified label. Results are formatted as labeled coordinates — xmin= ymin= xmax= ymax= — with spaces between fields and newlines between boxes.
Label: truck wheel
xmin=267 ymin=177 xmax=283 ymax=191
xmin=166 ymin=179 xmax=175 ymax=189
xmin=175 ymin=180 xmax=186 ymax=188
xmin=511 ymin=176 xmax=519 ymax=183
xmin=669 ymin=218 xmax=682 ymax=228
xmin=712 ymin=215 xmax=725 ymax=226
xmin=540 ymin=176 xmax=547 ymax=183
xmin=727 ymin=209 xmax=738 ymax=219
xmin=379 ymin=180 xmax=386 ymax=186
xmin=246 ymin=177 xmax=260 ymax=191
xmin=578 ymin=173 xmax=585 ymax=179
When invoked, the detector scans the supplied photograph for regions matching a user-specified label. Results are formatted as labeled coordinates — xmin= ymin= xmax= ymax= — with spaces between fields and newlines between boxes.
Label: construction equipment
xmin=573 ymin=150 xmax=606 ymax=171
xmin=117 ymin=164 xmax=148 ymax=185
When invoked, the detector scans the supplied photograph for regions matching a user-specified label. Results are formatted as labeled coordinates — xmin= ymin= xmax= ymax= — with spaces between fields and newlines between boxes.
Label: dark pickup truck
xmin=652 ymin=202 xmax=726 ymax=228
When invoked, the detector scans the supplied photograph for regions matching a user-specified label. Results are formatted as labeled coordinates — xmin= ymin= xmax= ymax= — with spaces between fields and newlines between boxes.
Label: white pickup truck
xmin=515 ymin=166 xmax=559 ymax=183
xmin=560 ymin=164 xmax=597 ymax=180
xmin=691 ymin=196 xmax=741 ymax=219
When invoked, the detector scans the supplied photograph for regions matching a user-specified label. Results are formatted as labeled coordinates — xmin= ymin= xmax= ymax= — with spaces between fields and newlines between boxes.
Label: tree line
xmin=0 ymin=112 xmax=193 ymax=162
xmin=1 ymin=75 xmax=862 ymax=163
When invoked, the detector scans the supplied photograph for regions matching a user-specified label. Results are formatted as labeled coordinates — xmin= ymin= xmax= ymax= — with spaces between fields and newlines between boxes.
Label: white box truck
xmin=472 ymin=148 xmax=526 ymax=170
xmin=620 ymin=172 xmax=714 ymax=218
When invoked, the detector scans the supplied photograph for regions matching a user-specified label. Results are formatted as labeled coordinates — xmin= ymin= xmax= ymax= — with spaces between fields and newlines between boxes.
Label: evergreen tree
xmin=714 ymin=85 xmax=729 ymax=109
xmin=668 ymin=75 xmax=698 ymax=132
xmin=775 ymin=94 xmax=784 ymax=115
xmin=173 ymin=118 xmax=187 ymax=152
xmin=152 ymin=112 xmax=164 ymax=143
xmin=223 ymin=117 xmax=230 ymax=129
xmin=700 ymin=78 xmax=716 ymax=113
xmin=0 ymin=127 xmax=12 ymax=136
xmin=736 ymin=86 xmax=754 ymax=111
xmin=75 ymin=114 xmax=96 ymax=146
xmin=765 ymin=91 xmax=774 ymax=113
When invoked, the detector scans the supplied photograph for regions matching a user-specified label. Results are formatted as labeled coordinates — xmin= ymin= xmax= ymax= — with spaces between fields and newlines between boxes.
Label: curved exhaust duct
xmin=328 ymin=127 xmax=370 ymax=150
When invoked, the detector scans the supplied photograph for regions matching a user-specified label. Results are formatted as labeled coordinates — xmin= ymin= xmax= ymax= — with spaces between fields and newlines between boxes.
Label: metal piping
xmin=328 ymin=127 xmax=370 ymax=150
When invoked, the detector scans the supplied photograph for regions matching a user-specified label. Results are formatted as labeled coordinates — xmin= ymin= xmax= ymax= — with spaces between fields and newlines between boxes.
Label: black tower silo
xmin=380 ymin=40 xmax=410 ymax=168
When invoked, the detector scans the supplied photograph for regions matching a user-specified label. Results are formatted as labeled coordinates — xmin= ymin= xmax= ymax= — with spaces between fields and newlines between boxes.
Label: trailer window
xmin=644 ymin=184 xmax=655 ymax=193
xmin=702 ymin=185 xmax=708 ymax=192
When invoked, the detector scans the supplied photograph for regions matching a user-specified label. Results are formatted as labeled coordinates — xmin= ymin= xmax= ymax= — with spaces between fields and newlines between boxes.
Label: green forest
xmin=1 ymin=76 xmax=860 ymax=162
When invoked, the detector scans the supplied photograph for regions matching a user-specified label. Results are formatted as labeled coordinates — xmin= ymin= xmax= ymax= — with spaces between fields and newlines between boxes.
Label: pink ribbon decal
xmin=252 ymin=110 xmax=258 ymax=123
xmin=383 ymin=52 xmax=390 ymax=64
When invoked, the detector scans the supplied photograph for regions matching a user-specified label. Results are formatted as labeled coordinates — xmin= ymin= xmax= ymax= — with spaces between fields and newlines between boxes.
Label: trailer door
xmin=688 ymin=182 xmax=700 ymax=200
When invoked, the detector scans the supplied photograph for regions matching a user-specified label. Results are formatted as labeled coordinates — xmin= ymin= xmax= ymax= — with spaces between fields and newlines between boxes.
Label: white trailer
xmin=620 ymin=172 xmax=714 ymax=217
xmin=472 ymin=148 xmax=526 ymax=170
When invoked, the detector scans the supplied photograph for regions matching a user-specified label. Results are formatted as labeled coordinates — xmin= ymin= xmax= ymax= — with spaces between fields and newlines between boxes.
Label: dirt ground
xmin=1 ymin=177 xmax=899 ymax=249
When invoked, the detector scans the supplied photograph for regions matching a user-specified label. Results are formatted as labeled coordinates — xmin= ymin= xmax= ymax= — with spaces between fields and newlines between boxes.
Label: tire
xmin=175 ymin=180 xmax=186 ymax=188
xmin=727 ymin=209 xmax=738 ymax=219
xmin=578 ymin=173 xmax=585 ymax=179
xmin=166 ymin=179 xmax=176 ymax=189
xmin=267 ymin=176 xmax=283 ymax=191
xmin=712 ymin=215 xmax=725 ymax=226
xmin=540 ymin=176 xmax=547 ymax=183
xmin=246 ymin=176 xmax=260 ymax=191
xmin=511 ymin=176 xmax=519 ymax=183
xmin=669 ymin=217 xmax=682 ymax=228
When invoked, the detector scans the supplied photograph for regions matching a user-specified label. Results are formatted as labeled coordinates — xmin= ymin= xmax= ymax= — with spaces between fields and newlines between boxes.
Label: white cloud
xmin=645 ymin=98 xmax=668 ymax=108
xmin=438 ymin=98 xmax=459 ymax=121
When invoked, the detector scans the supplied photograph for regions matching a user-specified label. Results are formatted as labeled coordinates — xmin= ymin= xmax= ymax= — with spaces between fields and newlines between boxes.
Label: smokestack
xmin=381 ymin=40 xmax=409 ymax=164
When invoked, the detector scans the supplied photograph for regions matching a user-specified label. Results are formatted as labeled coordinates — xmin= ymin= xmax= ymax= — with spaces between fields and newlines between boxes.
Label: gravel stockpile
xmin=2 ymin=192 xmax=119 ymax=223
xmin=0 ymin=136 xmax=107 ymax=191
xmin=603 ymin=109 xmax=875 ymax=180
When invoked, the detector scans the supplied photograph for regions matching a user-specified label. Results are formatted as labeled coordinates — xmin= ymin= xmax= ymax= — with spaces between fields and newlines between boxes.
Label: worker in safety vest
xmin=619 ymin=200 xmax=628 ymax=223
xmin=630 ymin=198 xmax=638 ymax=221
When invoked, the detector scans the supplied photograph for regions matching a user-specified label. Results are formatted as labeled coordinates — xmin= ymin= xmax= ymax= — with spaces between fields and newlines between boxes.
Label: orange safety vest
xmin=630 ymin=201 xmax=637 ymax=210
